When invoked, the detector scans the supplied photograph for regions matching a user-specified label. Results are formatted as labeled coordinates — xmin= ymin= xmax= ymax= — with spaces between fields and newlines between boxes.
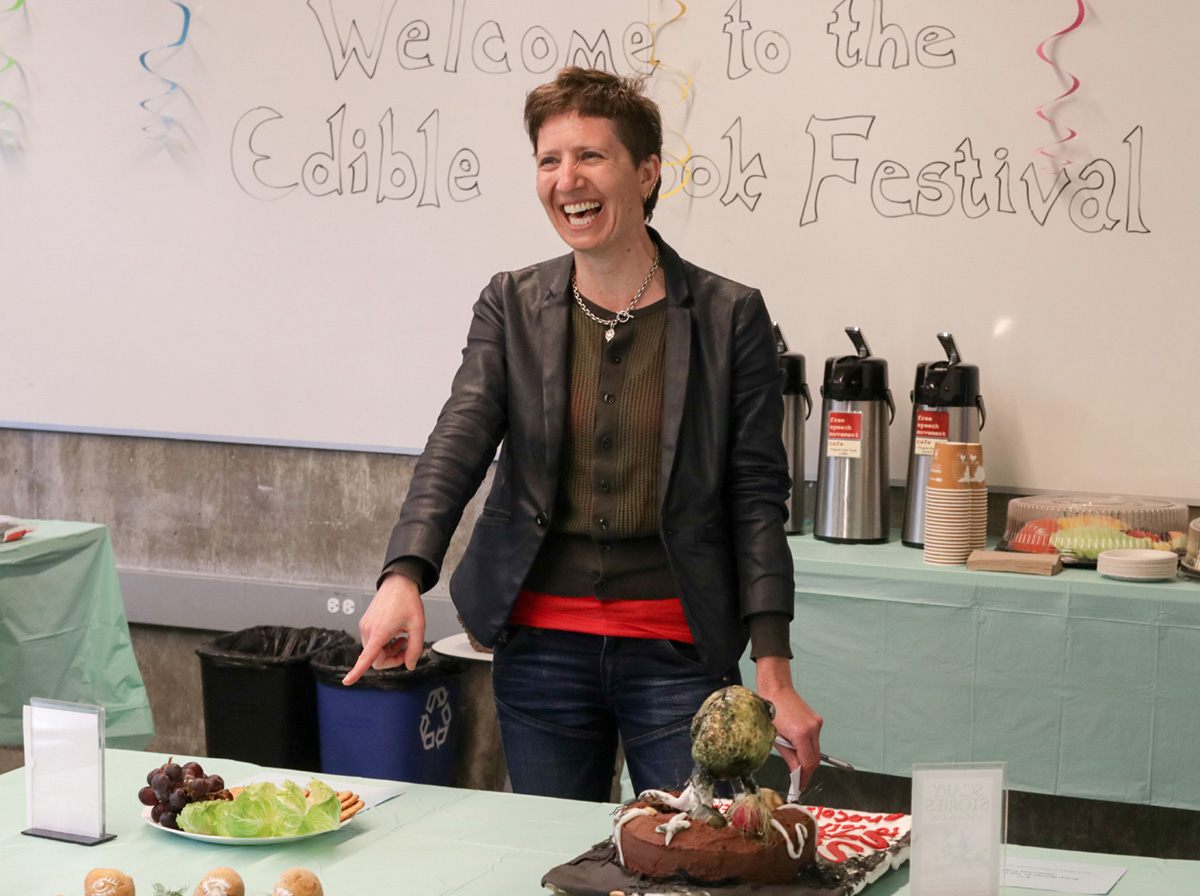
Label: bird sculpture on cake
xmin=639 ymin=684 xmax=783 ymax=837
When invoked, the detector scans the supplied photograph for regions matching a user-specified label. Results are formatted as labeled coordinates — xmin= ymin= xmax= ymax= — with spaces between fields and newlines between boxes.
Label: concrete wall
xmin=0 ymin=428 xmax=499 ymax=782
xmin=0 ymin=428 xmax=482 ymax=588
xmin=3 ymin=427 xmax=1196 ymax=800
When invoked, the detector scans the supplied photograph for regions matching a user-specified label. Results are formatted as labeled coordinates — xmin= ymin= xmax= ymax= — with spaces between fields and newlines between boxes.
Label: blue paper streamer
xmin=138 ymin=0 xmax=194 ymax=144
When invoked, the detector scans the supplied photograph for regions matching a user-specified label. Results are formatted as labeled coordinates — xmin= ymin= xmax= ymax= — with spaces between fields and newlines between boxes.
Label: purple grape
xmin=151 ymin=802 xmax=166 ymax=822
xmin=182 ymin=761 xmax=204 ymax=779
xmin=138 ymin=785 xmax=158 ymax=807
xmin=164 ymin=762 xmax=183 ymax=783
xmin=146 ymin=765 xmax=163 ymax=785
xmin=167 ymin=788 xmax=189 ymax=812
xmin=206 ymin=775 xmax=224 ymax=792
xmin=185 ymin=777 xmax=211 ymax=800
xmin=151 ymin=773 xmax=172 ymax=801
xmin=159 ymin=809 xmax=179 ymax=830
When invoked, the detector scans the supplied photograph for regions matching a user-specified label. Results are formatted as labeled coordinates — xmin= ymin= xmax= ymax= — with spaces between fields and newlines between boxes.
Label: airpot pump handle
xmin=937 ymin=332 xmax=960 ymax=365
xmin=846 ymin=326 xmax=871 ymax=358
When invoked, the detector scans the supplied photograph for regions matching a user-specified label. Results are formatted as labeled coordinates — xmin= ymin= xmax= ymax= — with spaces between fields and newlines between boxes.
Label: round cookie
xmin=84 ymin=868 xmax=135 ymax=896
xmin=193 ymin=868 xmax=244 ymax=896
xmin=273 ymin=868 xmax=323 ymax=896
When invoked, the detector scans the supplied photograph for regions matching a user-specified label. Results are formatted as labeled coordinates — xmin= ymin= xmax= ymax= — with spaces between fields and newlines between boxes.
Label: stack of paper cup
xmin=923 ymin=442 xmax=987 ymax=565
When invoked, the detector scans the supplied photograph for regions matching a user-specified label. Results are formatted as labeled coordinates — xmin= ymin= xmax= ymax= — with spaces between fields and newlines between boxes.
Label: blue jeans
xmin=491 ymin=626 xmax=739 ymax=801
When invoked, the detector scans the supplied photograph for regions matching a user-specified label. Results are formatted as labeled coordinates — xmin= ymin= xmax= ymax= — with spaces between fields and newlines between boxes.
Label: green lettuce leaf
xmin=175 ymin=778 xmax=344 ymax=838
xmin=299 ymin=778 xmax=341 ymax=834
xmin=177 ymin=797 xmax=222 ymax=834
xmin=223 ymin=782 xmax=281 ymax=838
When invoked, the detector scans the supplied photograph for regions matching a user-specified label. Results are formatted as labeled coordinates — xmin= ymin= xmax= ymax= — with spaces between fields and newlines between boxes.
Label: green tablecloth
xmin=0 ymin=521 xmax=154 ymax=749
xmin=784 ymin=534 xmax=1200 ymax=809
xmin=1 ymin=750 xmax=1196 ymax=895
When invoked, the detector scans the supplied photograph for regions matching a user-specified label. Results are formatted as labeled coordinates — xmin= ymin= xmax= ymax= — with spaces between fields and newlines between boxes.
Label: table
xmin=0 ymin=522 xmax=154 ymax=749
xmin=2 ymin=750 xmax=1197 ymax=894
xmin=784 ymin=534 xmax=1200 ymax=810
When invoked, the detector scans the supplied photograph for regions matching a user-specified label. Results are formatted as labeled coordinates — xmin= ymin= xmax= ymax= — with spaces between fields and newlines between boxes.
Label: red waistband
xmin=508 ymin=589 xmax=694 ymax=643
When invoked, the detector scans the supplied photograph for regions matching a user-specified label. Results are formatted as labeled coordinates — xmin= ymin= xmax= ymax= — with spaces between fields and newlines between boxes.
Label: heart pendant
xmin=605 ymin=327 xmax=615 ymax=342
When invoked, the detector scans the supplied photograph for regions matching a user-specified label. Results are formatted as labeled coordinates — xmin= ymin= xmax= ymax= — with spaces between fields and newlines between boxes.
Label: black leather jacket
xmin=384 ymin=229 xmax=794 ymax=674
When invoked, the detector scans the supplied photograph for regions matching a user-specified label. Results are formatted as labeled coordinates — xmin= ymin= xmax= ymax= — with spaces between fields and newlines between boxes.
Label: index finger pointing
xmin=342 ymin=632 xmax=388 ymax=686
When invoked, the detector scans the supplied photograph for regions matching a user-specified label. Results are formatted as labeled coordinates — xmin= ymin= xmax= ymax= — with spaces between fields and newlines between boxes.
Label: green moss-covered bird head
xmin=690 ymin=685 xmax=777 ymax=780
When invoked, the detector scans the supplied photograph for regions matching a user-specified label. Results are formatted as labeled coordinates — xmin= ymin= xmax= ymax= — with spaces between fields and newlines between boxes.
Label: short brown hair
xmin=524 ymin=67 xmax=663 ymax=221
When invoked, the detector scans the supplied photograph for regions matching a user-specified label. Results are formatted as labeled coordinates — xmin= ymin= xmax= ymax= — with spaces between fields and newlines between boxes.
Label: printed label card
xmin=1004 ymin=857 xmax=1127 ymax=894
xmin=910 ymin=762 xmax=1006 ymax=896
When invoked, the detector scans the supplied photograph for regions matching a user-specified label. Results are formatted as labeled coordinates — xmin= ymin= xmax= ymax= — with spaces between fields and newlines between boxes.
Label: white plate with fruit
xmin=138 ymin=759 xmax=363 ymax=844
xmin=138 ymin=806 xmax=353 ymax=845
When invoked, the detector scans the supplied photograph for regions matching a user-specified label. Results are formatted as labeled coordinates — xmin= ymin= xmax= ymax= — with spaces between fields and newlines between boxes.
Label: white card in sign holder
xmin=910 ymin=762 xmax=1006 ymax=896
xmin=22 ymin=698 xmax=115 ymax=845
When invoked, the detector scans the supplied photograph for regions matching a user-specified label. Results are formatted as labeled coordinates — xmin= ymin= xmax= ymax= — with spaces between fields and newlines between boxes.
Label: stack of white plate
xmin=1097 ymin=549 xmax=1179 ymax=582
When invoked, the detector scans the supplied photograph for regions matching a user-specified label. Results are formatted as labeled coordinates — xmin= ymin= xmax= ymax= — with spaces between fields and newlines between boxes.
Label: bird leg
xmin=685 ymin=770 xmax=727 ymax=828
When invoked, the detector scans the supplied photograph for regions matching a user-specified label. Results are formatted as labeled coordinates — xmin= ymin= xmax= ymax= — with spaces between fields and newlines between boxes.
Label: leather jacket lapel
xmin=660 ymin=302 xmax=691 ymax=505
xmin=541 ymin=256 xmax=572 ymax=482
xmin=657 ymin=233 xmax=692 ymax=507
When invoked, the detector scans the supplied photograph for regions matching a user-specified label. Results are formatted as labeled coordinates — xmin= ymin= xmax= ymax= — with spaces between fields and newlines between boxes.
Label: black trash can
xmin=196 ymin=625 xmax=355 ymax=771
xmin=311 ymin=643 xmax=464 ymax=784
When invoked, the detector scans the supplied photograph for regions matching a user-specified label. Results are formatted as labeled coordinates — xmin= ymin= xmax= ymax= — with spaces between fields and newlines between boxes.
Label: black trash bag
xmin=311 ymin=642 xmax=464 ymax=691
xmin=195 ymin=625 xmax=355 ymax=668
xmin=195 ymin=625 xmax=355 ymax=772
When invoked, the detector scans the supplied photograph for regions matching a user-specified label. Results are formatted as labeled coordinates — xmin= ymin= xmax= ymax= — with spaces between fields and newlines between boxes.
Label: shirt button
xmin=598 ymin=518 xmax=609 ymax=531
xmin=598 ymin=435 xmax=612 ymax=450
xmin=535 ymin=512 xmax=549 ymax=527
xmin=599 ymin=543 xmax=612 ymax=553
xmin=602 ymin=392 xmax=616 ymax=404
xmin=610 ymin=353 xmax=622 ymax=364
xmin=599 ymin=480 xmax=611 ymax=493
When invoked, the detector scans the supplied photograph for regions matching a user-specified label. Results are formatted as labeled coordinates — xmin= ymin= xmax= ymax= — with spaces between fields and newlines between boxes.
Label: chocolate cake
xmin=542 ymin=687 xmax=911 ymax=895
xmin=543 ymin=805 xmax=911 ymax=896
xmin=615 ymin=799 xmax=817 ymax=885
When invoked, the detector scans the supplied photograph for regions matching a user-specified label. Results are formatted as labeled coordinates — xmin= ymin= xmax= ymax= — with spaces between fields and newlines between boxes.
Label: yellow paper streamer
xmin=645 ymin=1 xmax=694 ymax=200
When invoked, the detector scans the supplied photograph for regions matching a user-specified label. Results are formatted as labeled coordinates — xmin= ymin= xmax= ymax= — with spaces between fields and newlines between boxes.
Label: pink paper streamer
xmin=1034 ymin=0 xmax=1086 ymax=170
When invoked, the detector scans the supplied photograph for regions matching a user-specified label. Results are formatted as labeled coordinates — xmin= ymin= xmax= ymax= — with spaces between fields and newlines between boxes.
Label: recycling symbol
xmin=419 ymin=686 xmax=452 ymax=750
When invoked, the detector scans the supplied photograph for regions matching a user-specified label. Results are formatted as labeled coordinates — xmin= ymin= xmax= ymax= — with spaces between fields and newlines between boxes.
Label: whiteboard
xmin=1 ymin=1 xmax=1196 ymax=503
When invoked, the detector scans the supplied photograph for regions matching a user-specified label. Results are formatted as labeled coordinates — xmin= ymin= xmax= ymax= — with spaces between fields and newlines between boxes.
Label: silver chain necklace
xmin=571 ymin=250 xmax=660 ymax=343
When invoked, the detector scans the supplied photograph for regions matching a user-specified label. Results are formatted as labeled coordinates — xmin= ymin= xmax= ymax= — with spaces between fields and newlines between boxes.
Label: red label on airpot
xmin=827 ymin=412 xmax=862 ymax=440
xmin=915 ymin=410 xmax=950 ymax=440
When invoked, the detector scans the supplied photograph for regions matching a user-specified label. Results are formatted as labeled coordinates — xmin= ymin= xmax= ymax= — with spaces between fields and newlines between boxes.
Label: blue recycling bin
xmin=311 ymin=644 xmax=463 ymax=784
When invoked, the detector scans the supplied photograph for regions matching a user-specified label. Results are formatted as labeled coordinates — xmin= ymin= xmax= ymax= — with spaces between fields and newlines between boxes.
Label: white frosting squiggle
xmin=613 ymin=806 xmax=656 ymax=867
xmin=89 ymin=878 xmax=122 ymax=896
xmin=768 ymin=807 xmax=818 ymax=860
